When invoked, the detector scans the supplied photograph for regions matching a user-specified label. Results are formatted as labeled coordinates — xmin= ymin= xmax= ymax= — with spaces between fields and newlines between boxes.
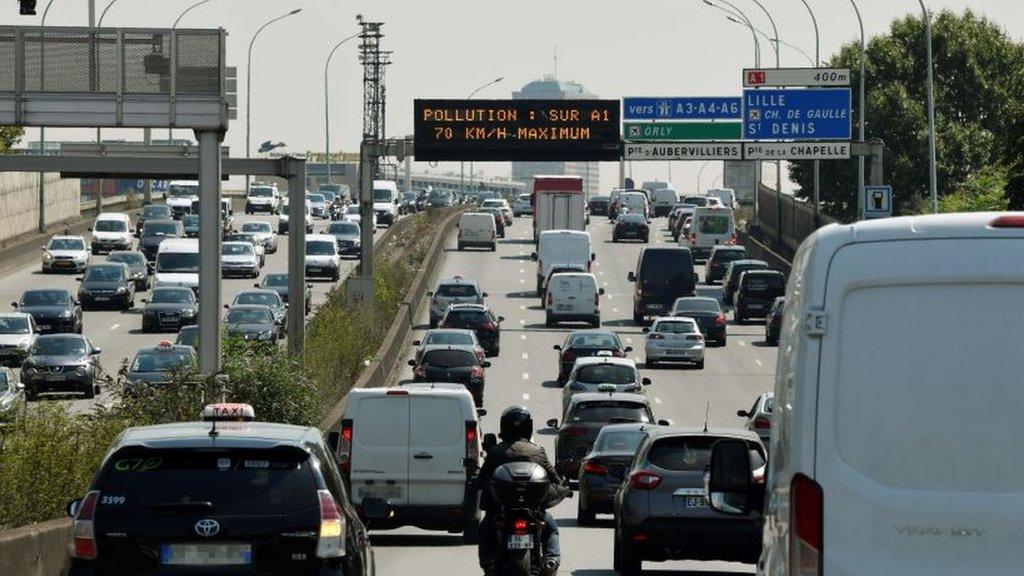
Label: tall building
xmin=511 ymin=75 xmax=600 ymax=197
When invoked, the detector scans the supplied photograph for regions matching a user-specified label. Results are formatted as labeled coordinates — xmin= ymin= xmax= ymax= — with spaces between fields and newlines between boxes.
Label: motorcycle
xmin=488 ymin=460 xmax=570 ymax=576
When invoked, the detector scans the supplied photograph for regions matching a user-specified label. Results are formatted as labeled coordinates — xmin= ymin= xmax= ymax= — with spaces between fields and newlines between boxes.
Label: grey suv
xmin=427 ymin=276 xmax=486 ymax=328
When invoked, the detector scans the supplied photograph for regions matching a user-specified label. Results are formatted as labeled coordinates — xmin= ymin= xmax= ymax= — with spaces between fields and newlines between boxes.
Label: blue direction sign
xmin=623 ymin=97 xmax=741 ymax=121
xmin=742 ymin=88 xmax=851 ymax=141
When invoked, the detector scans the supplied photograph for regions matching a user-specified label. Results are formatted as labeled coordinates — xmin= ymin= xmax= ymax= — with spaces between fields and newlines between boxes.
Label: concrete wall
xmin=0 ymin=173 xmax=80 ymax=245
xmin=0 ymin=518 xmax=71 ymax=576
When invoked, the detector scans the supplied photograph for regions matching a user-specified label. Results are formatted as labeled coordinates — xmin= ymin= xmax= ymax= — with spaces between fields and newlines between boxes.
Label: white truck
xmin=532 ymin=175 xmax=585 ymax=242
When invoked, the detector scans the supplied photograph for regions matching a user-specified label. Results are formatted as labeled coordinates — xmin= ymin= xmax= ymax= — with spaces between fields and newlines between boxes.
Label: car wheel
xmin=612 ymin=236 xmax=618 ymax=243
xmin=332 ymin=270 xmax=340 ymax=282
xmin=633 ymin=311 xmax=643 ymax=325
xmin=695 ymin=358 xmax=705 ymax=370
xmin=545 ymin=313 xmax=554 ymax=328
xmin=82 ymin=381 xmax=95 ymax=399
xmin=734 ymin=311 xmax=744 ymax=324
xmin=719 ymin=337 xmax=727 ymax=347
xmin=577 ymin=497 xmax=596 ymax=526
xmin=24 ymin=387 xmax=37 ymax=401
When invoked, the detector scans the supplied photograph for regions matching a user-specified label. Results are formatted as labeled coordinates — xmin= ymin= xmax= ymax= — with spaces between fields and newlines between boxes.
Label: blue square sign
xmin=743 ymin=88 xmax=852 ymax=141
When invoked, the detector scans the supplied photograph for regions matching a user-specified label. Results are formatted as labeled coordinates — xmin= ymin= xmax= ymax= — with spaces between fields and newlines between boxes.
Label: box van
xmin=628 ymin=247 xmax=697 ymax=324
xmin=685 ymin=206 xmax=736 ymax=260
xmin=458 ymin=212 xmax=497 ymax=251
xmin=650 ymin=188 xmax=679 ymax=217
xmin=165 ymin=180 xmax=200 ymax=218
xmin=532 ymin=230 xmax=594 ymax=294
xmin=533 ymin=176 xmax=585 ymax=241
xmin=245 ymin=183 xmax=281 ymax=214
xmin=90 ymin=213 xmax=133 ymax=254
xmin=305 ymin=233 xmax=342 ymax=281
xmin=706 ymin=187 xmax=737 ymax=208
xmin=372 ymin=180 xmax=400 ymax=226
xmin=154 ymin=238 xmax=199 ymax=292
xmin=707 ymin=213 xmax=1024 ymax=576
xmin=545 ymin=272 xmax=604 ymax=327
xmin=340 ymin=384 xmax=483 ymax=540
xmin=618 ymin=191 xmax=650 ymax=220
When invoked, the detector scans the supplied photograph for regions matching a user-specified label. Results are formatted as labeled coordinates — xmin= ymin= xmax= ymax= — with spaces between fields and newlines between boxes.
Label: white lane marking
xmin=626 ymin=338 xmax=633 ymax=344
xmin=522 ymin=393 xmax=531 ymax=401
xmin=755 ymin=359 xmax=763 ymax=366
xmin=519 ymin=318 xmax=526 ymax=325
xmin=522 ymin=352 xmax=529 ymax=360
xmin=738 ymin=340 xmax=747 ymax=347
xmin=598 ymin=270 xmax=605 ymax=276
xmin=520 ymin=334 xmax=527 ymax=341
xmin=109 ymin=323 xmax=120 ymax=330
xmin=654 ymin=397 xmax=663 ymax=404
xmin=519 ymin=269 xmax=524 ymax=274
xmin=603 ymin=281 xmax=609 ymax=287
xmin=520 ymin=305 xmax=526 ymax=311
xmin=612 ymin=307 xmax=620 ymax=313
xmin=522 ymin=372 xmax=530 ymax=380
xmin=519 ymin=278 xmax=525 ymax=284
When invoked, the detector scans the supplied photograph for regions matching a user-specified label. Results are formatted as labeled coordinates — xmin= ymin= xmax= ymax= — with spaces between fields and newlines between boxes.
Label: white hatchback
xmin=643 ymin=316 xmax=705 ymax=369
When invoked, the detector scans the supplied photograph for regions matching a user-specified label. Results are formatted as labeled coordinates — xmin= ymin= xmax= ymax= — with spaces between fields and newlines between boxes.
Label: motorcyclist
xmin=476 ymin=406 xmax=569 ymax=575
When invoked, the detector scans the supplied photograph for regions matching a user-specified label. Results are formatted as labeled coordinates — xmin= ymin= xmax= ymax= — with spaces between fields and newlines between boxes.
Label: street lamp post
xmin=325 ymin=31 xmax=361 ymax=187
xmin=697 ymin=160 xmax=711 ymax=194
xmin=917 ymin=0 xmax=938 ymax=213
xmin=170 ymin=0 xmax=218 ymax=144
xmin=460 ymin=77 xmax=503 ymax=197
xmin=245 ymin=8 xmax=303 ymax=194
xmin=850 ymin=0 xmax=867 ymax=219
xmin=797 ymin=0 xmax=822 ymax=223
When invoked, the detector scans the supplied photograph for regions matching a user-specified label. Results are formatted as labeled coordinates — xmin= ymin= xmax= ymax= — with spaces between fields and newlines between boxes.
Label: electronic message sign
xmin=413 ymin=99 xmax=621 ymax=161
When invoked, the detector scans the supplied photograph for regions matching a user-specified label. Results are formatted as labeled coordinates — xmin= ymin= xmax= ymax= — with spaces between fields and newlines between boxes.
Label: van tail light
xmin=728 ymin=234 xmax=737 ymax=245
xmin=582 ymin=460 xmax=608 ymax=476
xmin=628 ymin=470 xmax=662 ymax=490
xmin=465 ymin=421 xmax=479 ymax=463
xmin=690 ymin=233 xmax=697 ymax=244
xmin=546 ymin=293 xmax=553 ymax=306
xmin=413 ymin=365 xmax=427 ymax=378
xmin=563 ymin=426 xmax=588 ymax=436
xmin=990 ymin=215 xmax=1024 ymax=228
xmin=470 ymin=366 xmax=485 ymax=379
xmin=72 ymin=490 xmax=101 ymax=559
xmin=791 ymin=474 xmax=823 ymax=576
xmin=316 ymin=489 xmax=347 ymax=558
xmin=594 ymin=293 xmax=600 ymax=307
xmin=481 ymin=322 xmax=497 ymax=332
xmin=753 ymin=415 xmax=771 ymax=430
xmin=715 ymin=313 xmax=727 ymax=325
xmin=339 ymin=419 xmax=353 ymax=472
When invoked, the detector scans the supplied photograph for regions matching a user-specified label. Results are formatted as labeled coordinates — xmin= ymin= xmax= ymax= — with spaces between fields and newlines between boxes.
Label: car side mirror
xmin=642 ymin=377 xmax=652 ymax=386
xmin=591 ymin=253 xmax=596 ymax=262
xmin=223 ymin=304 xmax=229 ymax=309
xmin=657 ymin=419 xmax=671 ymax=426
xmin=140 ymin=298 xmax=147 ymax=303
xmin=497 ymin=316 xmax=505 ymax=323
xmin=598 ymin=288 xmax=606 ymax=296
xmin=482 ymin=361 xmax=492 ymax=368
xmin=624 ymin=346 xmax=633 ymax=353
xmin=530 ymin=252 xmax=538 ymax=261
xmin=92 ymin=348 xmax=102 ymax=355
xmin=426 ymin=291 xmax=434 ymax=297
xmin=412 ymin=340 xmax=422 ymax=346
xmin=627 ymin=272 xmax=636 ymax=282
xmin=482 ymin=292 xmax=489 ymax=298
xmin=407 ymin=359 xmax=417 ymax=367
xmin=253 ymin=283 xmax=260 ymax=288
xmin=552 ymin=344 xmax=562 ymax=351
xmin=483 ymin=433 xmax=497 ymax=451
xmin=41 ymin=245 xmax=46 ymax=250
xmin=307 ymin=283 xmax=313 ymax=289
xmin=11 ymin=302 xmax=17 ymax=308
xmin=736 ymin=410 xmax=750 ymax=418
xmin=326 ymin=431 xmax=341 ymax=454
xmin=546 ymin=419 xmax=559 ymax=429
xmin=707 ymin=439 xmax=755 ymax=515
xmin=477 ymin=408 xmax=487 ymax=418
xmin=67 ymin=498 xmax=82 ymax=518
xmin=76 ymin=277 xmax=83 ymax=282
xmin=642 ymin=327 xmax=650 ymax=333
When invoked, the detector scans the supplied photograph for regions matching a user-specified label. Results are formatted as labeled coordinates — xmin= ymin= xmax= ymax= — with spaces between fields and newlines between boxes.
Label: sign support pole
xmin=285 ymin=156 xmax=307 ymax=357
xmin=196 ymin=129 xmax=223 ymax=376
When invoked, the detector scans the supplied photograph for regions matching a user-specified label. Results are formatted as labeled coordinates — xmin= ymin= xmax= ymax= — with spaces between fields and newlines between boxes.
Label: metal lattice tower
xmin=358 ymin=20 xmax=391 ymax=143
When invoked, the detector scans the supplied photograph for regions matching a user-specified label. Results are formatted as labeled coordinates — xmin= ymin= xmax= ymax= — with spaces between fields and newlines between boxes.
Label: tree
xmin=0 ymin=126 xmax=23 ymax=153
xmin=789 ymin=10 xmax=1024 ymax=220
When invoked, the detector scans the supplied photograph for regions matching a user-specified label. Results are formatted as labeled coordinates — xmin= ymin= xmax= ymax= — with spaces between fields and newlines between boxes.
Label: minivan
xmin=458 ymin=212 xmax=498 ymax=251
xmin=733 ymin=269 xmax=786 ymax=323
xmin=532 ymin=230 xmax=594 ymax=294
xmin=650 ymin=188 xmax=679 ymax=217
xmin=90 ymin=213 xmax=133 ymax=254
xmin=707 ymin=213 xmax=1024 ymax=576
xmin=618 ymin=192 xmax=650 ymax=220
xmin=684 ymin=206 xmax=736 ymax=260
xmin=545 ymin=272 xmax=604 ymax=327
xmin=339 ymin=385 xmax=483 ymax=542
xmin=629 ymin=247 xmax=698 ymax=324
xmin=154 ymin=238 xmax=199 ymax=292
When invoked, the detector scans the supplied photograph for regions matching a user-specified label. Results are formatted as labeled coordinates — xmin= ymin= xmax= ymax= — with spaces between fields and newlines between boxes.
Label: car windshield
xmin=227 ymin=308 xmax=272 ymax=324
xmin=143 ymin=206 xmax=171 ymax=218
xmin=306 ymin=241 xmax=336 ymax=256
xmin=329 ymin=223 xmax=359 ymax=235
xmin=149 ymin=289 xmax=191 ymax=304
xmin=346 ymin=205 xmax=360 ymax=214
xmin=249 ymin=188 xmax=274 ymax=197
xmin=48 ymin=238 xmax=85 ymax=251
xmin=227 ymin=234 xmax=257 ymax=244
xmin=574 ymin=364 xmax=636 ymax=385
xmin=422 ymin=349 xmax=477 ymax=368
xmin=95 ymin=220 xmax=127 ymax=232
xmin=156 ymin=252 xmax=199 ymax=273
xmin=307 ymin=194 xmax=326 ymax=204
xmin=241 ymin=222 xmax=272 ymax=233
xmin=429 ymin=191 xmax=448 ymax=200
xmin=182 ymin=215 xmax=199 ymax=228
xmin=167 ymin=185 xmax=199 ymax=198
xmin=744 ymin=274 xmax=786 ymax=294
xmin=596 ymin=430 xmax=646 ymax=453
xmin=32 ymin=337 xmax=86 ymax=356
xmin=446 ymin=310 xmax=490 ymax=325
xmin=22 ymin=290 xmax=71 ymax=306
xmin=729 ymin=263 xmax=767 ymax=282
xmin=221 ymin=243 xmax=253 ymax=256
xmin=143 ymin=222 xmax=179 ymax=236
xmin=0 ymin=316 xmax=30 ymax=334
xmin=672 ymin=298 xmax=721 ymax=314
xmin=263 ymin=274 xmax=288 ymax=288
xmin=682 ymin=196 xmax=709 ymax=206
xmin=132 ymin=350 xmax=193 ymax=372
xmin=235 ymin=293 xmax=278 ymax=307
xmin=84 ymin=266 xmax=123 ymax=282
xmin=699 ymin=215 xmax=731 ymax=234
xmin=96 ymin=447 xmax=317 ymax=516
xmin=655 ymin=321 xmax=697 ymax=334
xmin=436 ymin=284 xmax=478 ymax=298
xmin=373 ymin=189 xmax=393 ymax=202
xmin=176 ymin=327 xmax=198 ymax=347
xmin=568 ymin=332 xmax=620 ymax=349
xmin=569 ymin=401 xmax=651 ymax=424
xmin=107 ymin=253 xmax=144 ymax=268
xmin=425 ymin=331 xmax=474 ymax=346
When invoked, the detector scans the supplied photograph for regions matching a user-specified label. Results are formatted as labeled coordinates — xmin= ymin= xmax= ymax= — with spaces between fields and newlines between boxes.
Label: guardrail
xmin=755 ymin=184 xmax=838 ymax=255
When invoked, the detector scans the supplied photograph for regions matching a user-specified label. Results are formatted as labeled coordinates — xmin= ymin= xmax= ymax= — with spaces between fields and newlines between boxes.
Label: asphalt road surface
xmin=375 ymin=214 xmax=775 ymax=576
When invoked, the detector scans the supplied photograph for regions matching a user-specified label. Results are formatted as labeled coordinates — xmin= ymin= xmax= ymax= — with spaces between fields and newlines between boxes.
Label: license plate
xmin=160 ymin=543 xmax=252 ymax=566
xmin=56 ymin=261 xmax=72 ymax=268
xmin=37 ymin=325 xmax=51 ymax=331
xmin=94 ymin=296 xmax=110 ymax=302
xmin=359 ymin=485 xmax=403 ymax=500
xmin=685 ymin=496 xmax=709 ymax=508
xmin=666 ymin=349 xmax=686 ymax=355
xmin=308 ymin=267 xmax=321 ymax=273
xmin=507 ymin=534 xmax=534 ymax=550
xmin=556 ymin=304 xmax=572 ymax=311
xmin=45 ymin=373 xmax=66 ymax=381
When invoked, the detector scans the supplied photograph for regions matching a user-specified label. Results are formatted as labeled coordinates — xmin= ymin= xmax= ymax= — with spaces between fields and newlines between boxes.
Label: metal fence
xmin=756 ymin=184 xmax=838 ymax=254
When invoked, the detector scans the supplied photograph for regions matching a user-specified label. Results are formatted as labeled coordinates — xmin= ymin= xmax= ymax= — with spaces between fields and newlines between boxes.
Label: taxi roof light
xmin=201 ymin=402 xmax=256 ymax=422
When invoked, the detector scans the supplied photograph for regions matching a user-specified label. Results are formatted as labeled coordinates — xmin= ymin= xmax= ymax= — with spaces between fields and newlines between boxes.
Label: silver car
xmin=643 ymin=317 xmax=705 ymax=369
xmin=576 ymin=423 xmax=650 ymax=524
xmin=41 ymin=235 xmax=90 ymax=273
xmin=737 ymin=392 xmax=774 ymax=446
xmin=561 ymin=356 xmax=650 ymax=412
xmin=512 ymin=194 xmax=533 ymax=216
xmin=0 ymin=313 xmax=37 ymax=368
xmin=239 ymin=221 xmax=279 ymax=254
xmin=427 ymin=277 xmax=486 ymax=328
xmin=411 ymin=329 xmax=484 ymax=363
xmin=0 ymin=366 xmax=25 ymax=418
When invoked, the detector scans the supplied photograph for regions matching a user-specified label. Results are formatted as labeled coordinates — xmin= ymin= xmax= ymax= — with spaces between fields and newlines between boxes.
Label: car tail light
xmin=612 ymin=349 xmax=625 ymax=357
xmin=339 ymin=419 xmax=353 ymax=472
xmin=414 ymin=365 xmax=427 ymax=378
xmin=728 ymin=233 xmax=737 ymax=245
xmin=440 ymin=321 xmax=452 ymax=328
xmin=546 ymin=293 xmax=553 ymax=306
xmin=481 ymin=322 xmax=497 ymax=331
xmin=594 ymin=293 xmax=600 ymax=307
xmin=582 ymin=460 xmax=608 ymax=475
xmin=648 ymin=334 xmax=664 ymax=340
xmin=466 ymin=421 xmax=479 ymax=462
xmin=687 ymin=334 xmax=704 ymax=341
xmin=628 ymin=470 xmax=662 ymax=490
xmin=316 ymin=489 xmax=347 ymax=558
xmin=690 ymin=233 xmax=697 ymax=244
xmin=990 ymin=215 xmax=1024 ymax=228
xmin=753 ymin=415 xmax=771 ymax=430
xmin=512 ymin=517 xmax=529 ymax=535
xmin=791 ymin=474 xmax=823 ymax=576
xmin=561 ymin=349 xmax=577 ymax=362
xmin=715 ymin=313 xmax=727 ymax=325
xmin=563 ymin=426 xmax=588 ymax=436
xmin=470 ymin=366 xmax=485 ymax=379
xmin=71 ymin=490 xmax=100 ymax=559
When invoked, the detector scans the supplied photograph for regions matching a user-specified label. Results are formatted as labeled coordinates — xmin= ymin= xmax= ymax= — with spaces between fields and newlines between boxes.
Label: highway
xmin=0 ymin=207 xmax=370 ymax=414
xmin=377 ymin=213 xmax=776 ymax=575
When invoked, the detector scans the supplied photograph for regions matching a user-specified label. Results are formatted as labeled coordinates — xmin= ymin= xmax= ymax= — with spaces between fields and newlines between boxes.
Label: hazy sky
xmin=10 ymin=0 xmax=1023 ymax=193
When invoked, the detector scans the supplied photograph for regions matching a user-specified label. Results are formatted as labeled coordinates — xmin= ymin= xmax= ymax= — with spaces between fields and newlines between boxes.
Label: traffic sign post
xmin=623 ymin=142 xmax=742 ymax=161
xmin=743 ymin=142 xmax=850 ymax=160
xmin=863 ymin=185 xmax=893 ymax=220
xmin=744 ymin=68 xmax=851 ymax=88
xmin=743 ymin=88 xmax=852 ymax=141
xmin=623 ymin=97 xmax=741 ymax=120
xmin=623 ymin=121 xmax=741 ymax=141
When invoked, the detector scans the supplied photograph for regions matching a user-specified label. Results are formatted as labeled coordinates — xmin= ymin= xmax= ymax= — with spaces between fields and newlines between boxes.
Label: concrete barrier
xmin=737 ymin=228 xmax=793 ymax=275
xmin=0 ymin=173 xmax=81 ymax=248
xmin=0 ymin=518 xmax=71 ymax=576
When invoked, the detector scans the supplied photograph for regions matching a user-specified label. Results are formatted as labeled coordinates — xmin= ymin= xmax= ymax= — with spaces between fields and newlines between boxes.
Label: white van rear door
xmin=818 ymin=238 xmax=1024 ymax=575
xmin=408 ymin=395 xmax=468 ymax=506
xmin=351 ymin=395 xmax=410 ymax=507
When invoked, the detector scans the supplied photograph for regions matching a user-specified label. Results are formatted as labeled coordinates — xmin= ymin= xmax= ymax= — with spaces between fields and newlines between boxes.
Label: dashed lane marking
xmin=738 ymin=341 xmax=747 ymax=347
xmin=654 ymin=397 xmax=663 ymax=404
xmin=522 ymin=373 xmax=530 ymax=380
xmin=522 ymin=393 xmax=531 ymax=400
xmin=520 ymin=334 xmax=527 ymax=341
xmin=755 ymin=359 xmax=763 ymax=366
xmin=110 ymin=324 xmax=120 ymax=330
xmin=522 ymin=352 xmax=529 ymax=360
xmin=519 ymin=318 xmax=526 ymax=325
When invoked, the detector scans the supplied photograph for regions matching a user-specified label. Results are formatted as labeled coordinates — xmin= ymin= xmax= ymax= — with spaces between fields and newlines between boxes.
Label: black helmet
xmin=499 ymin=406 xmax=533 ymax=442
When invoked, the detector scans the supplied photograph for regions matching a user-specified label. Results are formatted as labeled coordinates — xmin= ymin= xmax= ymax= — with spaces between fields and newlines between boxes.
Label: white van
xmin=154 ymin=238 xmax=199 ymax=292
xmin=544 ymin=272 xmax=603 ymax=327
xmin=618 ymin=191 xmax=650 ymax=220
xmin=458 ymin=212 xmax=497 ymax=251
xmin=708 ymin=212 xmax=1024 ymax=576
xmin=245 ymin=183 xmax=281 ymax=214
xmin=305 ymin=233 xmax=342 ymax=281
xmin=532 ymin=230 xmax=594 ymax=294
xmin=339 ymin=384 xmax=483 ymax=540
xmin=165 ymin=180 xmax=200 ymax=218
xmin=372 ymin=179 xmax=400 ymax=226
xmin=685 ymin=206 xmax=736 ymax=260
xmin=706 ymin=187 xmax=737 ymax=209
xmin=90 ymin=212 xmax=133 ymax=254
xmin=650 ymin=188 xmax=679 ymax=217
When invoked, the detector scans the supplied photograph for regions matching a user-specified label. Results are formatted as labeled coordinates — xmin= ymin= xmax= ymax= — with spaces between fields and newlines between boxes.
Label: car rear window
xmin=698 ymin=215 xmax=731 ymax=234
xmin=437 ymin=284 xmax=478 ymax=298
xmin=575 ymin=364 xmax=636 ymax=385
xmin=672 ymin=298 xmax=721 ymax=314
xmin=639 ymin=250 xmax=694 ymax=286
xmin=422 ymin=349 xmax=477 ymax=367
xmin=568 ymin=332 xmax=620 ymax=349
xmin=446 ymin=310 xmax=490 ymax=324
xmin=712 ymin=249 xmax=746 ymax=263
xmin=654 ymin=321 xmax=697 ymax=334
xmin=95 ymin=447 xmax=317 ymax=516
xmin=425 ymin=331 xmax=474 ymax=346
xmin=648 ymin=437 xmax=765 ymax=472
xmin=743 ymin=274 xmax=785 ymax=294
xmin=570 ymin=401 xmax=650 ymax=424
xmin=595 ymin=430 xmax=645 ymax=453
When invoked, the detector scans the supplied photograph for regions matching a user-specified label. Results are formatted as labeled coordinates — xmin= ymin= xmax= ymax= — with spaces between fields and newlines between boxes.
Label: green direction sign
xmin=623 ymin=121 xmax=741 ymax=141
